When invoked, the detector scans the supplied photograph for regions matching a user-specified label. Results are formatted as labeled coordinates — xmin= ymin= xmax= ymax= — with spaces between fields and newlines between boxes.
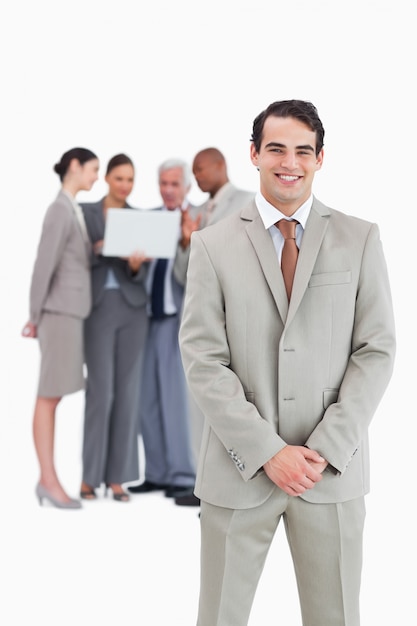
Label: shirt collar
xmin=162 ymin=198 xmax=189 ymax=212
xmin=255 ymin=192 xmax=313 ymax=229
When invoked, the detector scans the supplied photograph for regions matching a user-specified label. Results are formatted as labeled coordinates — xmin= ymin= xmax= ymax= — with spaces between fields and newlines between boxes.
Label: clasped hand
xmin=263 ymin=445 xmax=328 ymax=497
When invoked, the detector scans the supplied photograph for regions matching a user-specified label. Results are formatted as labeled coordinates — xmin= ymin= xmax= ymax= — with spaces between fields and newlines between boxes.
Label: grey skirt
xmin=37 ymin=312 xmax=85 ymax=397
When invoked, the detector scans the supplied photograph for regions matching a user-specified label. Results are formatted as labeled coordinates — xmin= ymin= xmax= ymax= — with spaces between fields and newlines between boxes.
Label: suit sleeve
xmin=29 ymin=202 xmax=71 ymax=325
xmin=179 ymin=232 xmax=285 ymax=481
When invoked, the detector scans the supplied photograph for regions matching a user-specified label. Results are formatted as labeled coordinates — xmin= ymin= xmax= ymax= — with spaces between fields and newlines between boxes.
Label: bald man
xmin=173 ymin=148 xmax=255 ymax=505
xmin=193 ymin=147 xmax=254 ymax=227
xmin=174 ymin=148 xmax=255 ymax=283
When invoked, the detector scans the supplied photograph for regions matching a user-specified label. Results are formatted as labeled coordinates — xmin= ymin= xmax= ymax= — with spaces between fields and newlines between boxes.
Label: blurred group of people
xmin=22 ymin=145 xmax=254 ymax=510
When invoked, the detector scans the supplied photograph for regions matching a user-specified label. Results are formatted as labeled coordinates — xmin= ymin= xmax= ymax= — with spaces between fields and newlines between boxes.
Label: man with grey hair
xmin=128 ymin=159 xmax=196 ymax=498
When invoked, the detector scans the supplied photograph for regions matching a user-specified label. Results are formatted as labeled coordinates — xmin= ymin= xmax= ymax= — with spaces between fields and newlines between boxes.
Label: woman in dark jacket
xmin=80 ymin=154 xmax=148 ymax=502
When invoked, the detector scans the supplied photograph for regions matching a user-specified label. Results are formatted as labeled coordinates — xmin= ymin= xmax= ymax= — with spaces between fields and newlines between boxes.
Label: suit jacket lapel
xmin=241 ymin=198 xmax=330 ymax=326
xmin=243 ymin=204 xmax=289 ymax=323
xmin=213 ymin=184 xmax=235 ymax=222
xmin=61 ymin=190 xmax=91 ymax=256
xmin=286 ymin=198 xmax=330 ymax=324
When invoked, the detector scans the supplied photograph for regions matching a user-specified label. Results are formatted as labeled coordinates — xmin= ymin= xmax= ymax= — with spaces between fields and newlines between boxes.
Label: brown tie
xmin=276 ymin=219 xmax=299 ymax=300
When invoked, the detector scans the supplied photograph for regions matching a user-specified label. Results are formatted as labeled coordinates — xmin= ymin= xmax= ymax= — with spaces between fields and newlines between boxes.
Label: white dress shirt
xmin=255 ymin=192 xmax=313 ymax=263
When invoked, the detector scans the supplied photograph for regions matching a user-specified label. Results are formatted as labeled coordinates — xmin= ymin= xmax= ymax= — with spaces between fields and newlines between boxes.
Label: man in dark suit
xmin=129 ymin=159 xmax=196 ymax=499
xmin=179 ymin=100 xmax=396 ymax=624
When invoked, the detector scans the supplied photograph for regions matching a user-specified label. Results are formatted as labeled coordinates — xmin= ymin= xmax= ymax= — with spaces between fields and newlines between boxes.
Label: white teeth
xmin=279 ymin=175 xmax=299 ymax=181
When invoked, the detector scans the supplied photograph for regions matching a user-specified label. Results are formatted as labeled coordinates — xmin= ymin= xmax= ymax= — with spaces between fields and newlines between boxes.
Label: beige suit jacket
xmin=179 ymin=198 xmax=395 ymax=508
xmin=29 ymin=190 xmax=92 ymax=325
xmin=199 ymin=182 xmax=255 ymax=228
xmin=173 ymin=184 xmax=255 ymax=286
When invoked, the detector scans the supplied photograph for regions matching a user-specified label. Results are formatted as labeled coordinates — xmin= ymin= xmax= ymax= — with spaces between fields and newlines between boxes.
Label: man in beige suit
xmin=179 ymin=100 xmax=395 ymax=625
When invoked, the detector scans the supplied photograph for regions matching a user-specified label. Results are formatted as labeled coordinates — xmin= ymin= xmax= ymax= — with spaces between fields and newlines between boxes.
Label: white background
xmin=1 ymin=1 xmax=414 ymax=624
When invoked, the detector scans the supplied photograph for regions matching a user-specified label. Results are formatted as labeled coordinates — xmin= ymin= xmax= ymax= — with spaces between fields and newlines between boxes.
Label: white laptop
xmin=102 ymin=208 xmax=181 ymax=258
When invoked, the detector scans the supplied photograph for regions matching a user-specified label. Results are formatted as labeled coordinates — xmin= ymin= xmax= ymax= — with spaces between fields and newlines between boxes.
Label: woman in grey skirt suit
xmin=80 ymin=154 xmax=148 ymax=502
xmin=22 ymin=147 xmax=99 ymax=509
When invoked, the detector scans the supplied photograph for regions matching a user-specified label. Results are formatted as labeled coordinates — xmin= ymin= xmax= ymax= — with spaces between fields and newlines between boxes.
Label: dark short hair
xmin=251 ymin=100 xmax=325 ymax=155
xmin=106 ymin=153 xmax=134 ymax=176
xmin=53 ymin=147 xmax=98 ymax=181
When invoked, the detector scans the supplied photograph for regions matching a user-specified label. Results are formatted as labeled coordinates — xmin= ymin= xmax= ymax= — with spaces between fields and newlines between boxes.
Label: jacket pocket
xmin=323 ymin=388 xmax=339 ymax=410
xmin=245 ymin=391 xmax=255 ymax=403
xmin=309 ymin=270 xmax=351 ymax=288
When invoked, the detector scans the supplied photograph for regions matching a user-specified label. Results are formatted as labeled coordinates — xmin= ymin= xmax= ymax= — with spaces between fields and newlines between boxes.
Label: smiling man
xmin=179 ymin=100 xmax=396 ymax=625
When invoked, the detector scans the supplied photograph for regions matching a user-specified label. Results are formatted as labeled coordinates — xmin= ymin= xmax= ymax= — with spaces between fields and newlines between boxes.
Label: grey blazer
xmin=30 ymin=190 xmax=91 ymax=325
xmin=81 ymin=199 xmax=148 ymax=309
xmin=179 ymin=198 xmax=396 ymax=509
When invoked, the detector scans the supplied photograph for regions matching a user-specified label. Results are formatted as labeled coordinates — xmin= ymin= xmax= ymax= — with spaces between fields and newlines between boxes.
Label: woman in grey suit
xmin=22 ymin=147 xmax=99 ymax=509
xmin=79 ymin=154 xmax=148 ymax=502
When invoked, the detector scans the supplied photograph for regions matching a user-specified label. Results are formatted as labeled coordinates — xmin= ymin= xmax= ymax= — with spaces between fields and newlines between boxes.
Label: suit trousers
xmin=198 ymin=490 xmax=365 ymax=626
xmin=139 ymin=315 xmax=195 ymax=487
xmin=82 ymin=290 xmax=148 ymax=487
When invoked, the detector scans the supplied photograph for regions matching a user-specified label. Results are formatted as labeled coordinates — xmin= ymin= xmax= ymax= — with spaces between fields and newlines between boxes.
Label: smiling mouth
xmin=277 ymin=174 xmax=301 ymax=182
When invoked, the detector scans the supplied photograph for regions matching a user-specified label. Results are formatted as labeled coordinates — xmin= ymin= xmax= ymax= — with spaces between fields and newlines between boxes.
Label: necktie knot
xmin=276 ymin=218 xmax=298 ymax=240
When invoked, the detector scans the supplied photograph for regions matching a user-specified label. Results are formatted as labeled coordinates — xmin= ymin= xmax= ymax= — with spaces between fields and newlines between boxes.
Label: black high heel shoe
xmin=105 ymin=484 xmax=130 ymax=502
xmin=80 ymin=484 xmax=97 ymax=500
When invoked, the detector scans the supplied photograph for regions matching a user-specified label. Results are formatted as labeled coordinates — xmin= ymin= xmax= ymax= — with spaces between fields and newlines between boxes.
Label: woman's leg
xmin=33 ymin=395 xmax=74 ymax=503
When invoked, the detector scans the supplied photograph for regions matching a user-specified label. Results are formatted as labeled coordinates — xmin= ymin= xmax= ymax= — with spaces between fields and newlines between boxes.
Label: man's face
xmin=192 ymin=154 xmax=222 ymax=194
xmin=159 ymin=166 xmax=189 ymax=210
xmin=250 ymin=115 xmax=323 ymax=216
